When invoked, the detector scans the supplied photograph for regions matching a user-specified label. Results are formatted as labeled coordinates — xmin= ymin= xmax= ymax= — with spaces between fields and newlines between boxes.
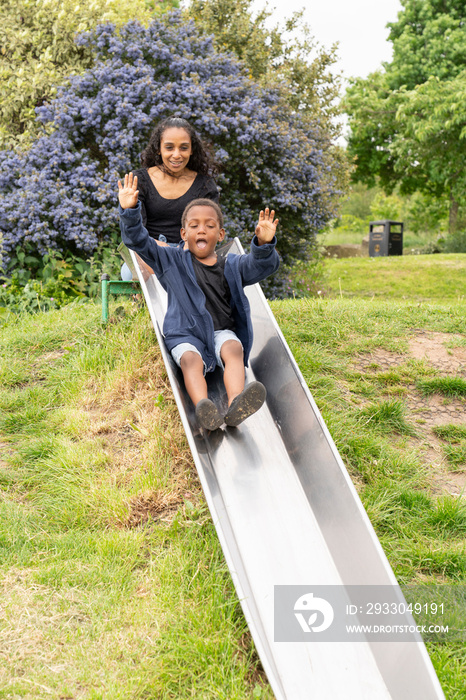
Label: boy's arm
xmin=236 ymin=207 xmax=280 ymax=286
xmin=118 ymin=172 xmax=139 ymax=210
xmin=118 ymin=171 xmax=172 ymax=251
xmin=255 ymin=207 xmax=279 ymax=246
xmin=118 ymin=172 xmax=167 ymax=273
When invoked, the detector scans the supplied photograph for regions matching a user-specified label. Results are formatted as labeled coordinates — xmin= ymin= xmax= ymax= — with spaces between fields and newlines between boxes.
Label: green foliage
xmin=341 ymin=183 xmax=378 ymax=221
xmin=391 ymin=72 xmax=466 ymax=213
xmin=403 ymin=192 xmax=449 ymax=236
xmin=326 ymin=183 xmax=448 ymax=246
xmin=369 ymin=191 xmax=404 ymax=222
xmin=185 ymin=0 xmax=351 ymax=256
xmin=186 ymin=0 xmax=282 ymax=80
xmin=344 ymin=0 xmax=466 ymax=231
xmin=0 ymin=0 xmax=177 ymax=149
xmin=443 ymin=229 xmax=466 ymax=254
xmin=0 ymin=238 xmax=121 ymax=316
xmin=386 ymin=0 xmax=466 ymax=89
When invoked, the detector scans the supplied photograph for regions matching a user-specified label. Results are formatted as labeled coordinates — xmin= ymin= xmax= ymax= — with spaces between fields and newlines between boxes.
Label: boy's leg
xmin=217 ymin=334 xmax=266 ymax=427
xmin=179 ymin=351 xmax=208 ymax=406
xmin=220 ymin=339 xmax=245 ymax=406
xmin=179 ymin=351 xmax=223 ymax=431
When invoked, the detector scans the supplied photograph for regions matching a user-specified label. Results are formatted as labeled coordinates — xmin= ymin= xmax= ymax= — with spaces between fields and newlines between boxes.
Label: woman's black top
xmin=133 ymin=168 xmax=219 ymax=244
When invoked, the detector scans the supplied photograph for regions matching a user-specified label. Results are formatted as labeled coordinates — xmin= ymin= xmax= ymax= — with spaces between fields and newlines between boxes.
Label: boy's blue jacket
xmin=119 ymin=203 xmax=280 ymax=373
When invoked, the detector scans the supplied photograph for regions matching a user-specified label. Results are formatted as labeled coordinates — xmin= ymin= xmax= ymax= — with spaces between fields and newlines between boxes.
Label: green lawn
xmin=271 ymin=295 xmax=466 ymax=698
xmin=321 ymin=253 xmax=466 ymax=300
xmin=0 ymin=305 xmax=270 ymax=700
xmin=1 ymin=263 xmax=465 ymax=697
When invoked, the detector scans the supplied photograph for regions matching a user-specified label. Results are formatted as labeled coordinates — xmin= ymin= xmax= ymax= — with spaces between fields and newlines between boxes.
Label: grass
xmin=358 ymin=398 xmax=416 ymax=435
xmin=1 ymin=260 xmax=466 ymax=697
xmin=417 ymin=376 xmax=466 ymax=397
xmin=271 ymin=293 xmax=466 ymax=698
xmin=0 ymin=303 xmax=271 ymax=699
xmin=313 ymin=253 xmax=466 ymax=301
xmin=432 ymin=425 xmax=466 ymax=470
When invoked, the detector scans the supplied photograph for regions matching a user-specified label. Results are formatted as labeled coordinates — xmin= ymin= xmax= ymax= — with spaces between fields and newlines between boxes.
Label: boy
xmin=118 ymin=172 xmax=280 ymax=430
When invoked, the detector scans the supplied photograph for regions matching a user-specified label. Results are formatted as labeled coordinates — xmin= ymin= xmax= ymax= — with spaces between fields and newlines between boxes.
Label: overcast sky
xmin=251 ymin=0 xmax=403 ymax=80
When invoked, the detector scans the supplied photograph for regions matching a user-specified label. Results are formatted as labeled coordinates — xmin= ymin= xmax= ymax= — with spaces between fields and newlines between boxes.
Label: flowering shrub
xmin=0 ymin=11 xmax=343 ymax=295
xmin=0 ymin=0 xmax=172 ymax=149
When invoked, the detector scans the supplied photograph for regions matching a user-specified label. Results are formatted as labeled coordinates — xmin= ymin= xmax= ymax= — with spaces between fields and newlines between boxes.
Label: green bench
xmin=101 ymin=243 xmax=140 ymax=323
xmin=100 ymin=275 xmax=140 ymax=324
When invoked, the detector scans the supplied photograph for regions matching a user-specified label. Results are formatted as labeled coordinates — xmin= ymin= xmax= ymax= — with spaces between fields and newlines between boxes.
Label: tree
xmin=392 ymin=73 xmax=466 ymax=231
xmin=186 ymin=0 xmax=342 ymax=135
xmin=186 ymin=0 xmax=282 ymax=81
xmin=0 ymin=0 xmax=176 ymax=150
xmin=185 ymin=0 xmax=350 ymax=247
xmin=344 ymin=0 xmax=466 ymax=231
xmin=0 ymin=12 xmax=343 ymax=295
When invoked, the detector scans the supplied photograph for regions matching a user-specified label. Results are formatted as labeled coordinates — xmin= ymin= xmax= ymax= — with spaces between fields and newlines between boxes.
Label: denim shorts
xmin=171 ymin=330 xmax=242 ymax=373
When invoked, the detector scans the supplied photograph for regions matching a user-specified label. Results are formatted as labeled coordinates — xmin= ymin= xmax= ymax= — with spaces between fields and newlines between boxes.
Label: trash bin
xmin=369 ymin=220 xmax=403 ymax=257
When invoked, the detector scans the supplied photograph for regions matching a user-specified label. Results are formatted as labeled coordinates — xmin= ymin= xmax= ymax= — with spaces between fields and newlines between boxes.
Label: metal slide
xmin=129 ymin=241 xmax=445 ymax=700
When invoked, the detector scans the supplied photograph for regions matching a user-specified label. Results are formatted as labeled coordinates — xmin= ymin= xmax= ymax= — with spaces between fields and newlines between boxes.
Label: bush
xmin=0 ymin=237 xmax=121 ymax=315
xmin=443 ymin=229 xmax=466 ymax=253
xmin=0 ymin=11 xmax=343 ymax=297
xmin=0 ymin=0 xmax=172 ymax=149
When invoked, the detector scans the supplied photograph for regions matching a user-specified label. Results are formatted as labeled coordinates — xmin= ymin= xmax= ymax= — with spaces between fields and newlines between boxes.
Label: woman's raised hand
xmin=118 ymin=172 xmax=139 ymax=209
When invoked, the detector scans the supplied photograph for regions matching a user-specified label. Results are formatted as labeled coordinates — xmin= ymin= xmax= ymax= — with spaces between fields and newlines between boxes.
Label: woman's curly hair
xmin=140 ymin=116 xmax=219 ymax=177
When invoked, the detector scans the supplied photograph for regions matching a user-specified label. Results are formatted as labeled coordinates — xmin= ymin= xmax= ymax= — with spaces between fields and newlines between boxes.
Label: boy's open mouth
xmin=196 ymin=239 xmax=207 ymax=249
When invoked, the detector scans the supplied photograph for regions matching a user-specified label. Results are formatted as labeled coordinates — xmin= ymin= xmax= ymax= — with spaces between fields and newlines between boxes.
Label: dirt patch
xmin=353 ymin=331 xmax=466 ymax=498
xmin=408 ymin=393 xmax=465 ymax=430
xmin=408 ymin=331 xmax=466 ymax=376
xmin=124 ymin=489 xmax=184 ymax=527
xmin=430 ymin=470 xmax=466 ymax=499
xmin=354 ymin=348 xmax=405 ymax=373
xmin=354 ymin=331 xmax=466 ymax=377
xmin=323 ymin=244 xmax=364 ymax=259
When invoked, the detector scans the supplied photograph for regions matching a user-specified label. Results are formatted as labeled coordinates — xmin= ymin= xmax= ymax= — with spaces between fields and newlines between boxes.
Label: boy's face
xmin=181 ymin=205 xmax=225 ymax=261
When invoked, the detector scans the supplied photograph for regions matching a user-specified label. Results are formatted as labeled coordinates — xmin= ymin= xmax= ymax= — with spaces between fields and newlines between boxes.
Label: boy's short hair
xmin=181 ymin=198 xmax=224 ymax=229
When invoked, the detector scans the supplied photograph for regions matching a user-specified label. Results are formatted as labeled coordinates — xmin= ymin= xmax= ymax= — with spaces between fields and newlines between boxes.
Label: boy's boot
xmin=224 ymin=381 xmax=266 ymax=427
xmin=195 ymin=398 xmax=224 ymax=431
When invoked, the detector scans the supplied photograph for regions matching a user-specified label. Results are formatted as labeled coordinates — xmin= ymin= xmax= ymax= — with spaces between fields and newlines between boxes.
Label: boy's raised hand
xmin=118 ymin=172 xmax=139 ymax=209
xmin=255 ymin=207 xmax=279 ymax=245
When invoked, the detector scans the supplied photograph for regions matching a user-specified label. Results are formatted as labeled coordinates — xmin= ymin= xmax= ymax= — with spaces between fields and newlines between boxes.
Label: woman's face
xmin=159 ymin=127 xmax=193 ymax=176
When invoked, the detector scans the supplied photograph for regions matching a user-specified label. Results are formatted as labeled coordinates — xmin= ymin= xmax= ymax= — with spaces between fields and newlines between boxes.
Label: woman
xmin=120 ymin=116 xmax=219 ymax=279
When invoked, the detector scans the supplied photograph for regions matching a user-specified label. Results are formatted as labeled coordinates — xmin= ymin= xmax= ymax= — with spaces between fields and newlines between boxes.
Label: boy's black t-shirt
xmin=191 ymin=255 xmax=236 ymax=331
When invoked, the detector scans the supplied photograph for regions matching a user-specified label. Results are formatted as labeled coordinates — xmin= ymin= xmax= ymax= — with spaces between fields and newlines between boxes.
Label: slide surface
xmin=130 ymin=241 xmax=445 ymax=700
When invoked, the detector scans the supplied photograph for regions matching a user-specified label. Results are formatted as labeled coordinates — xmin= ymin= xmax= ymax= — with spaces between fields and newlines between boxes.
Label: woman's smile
xmin=159 ymin=127 xmax=192 ymax=176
